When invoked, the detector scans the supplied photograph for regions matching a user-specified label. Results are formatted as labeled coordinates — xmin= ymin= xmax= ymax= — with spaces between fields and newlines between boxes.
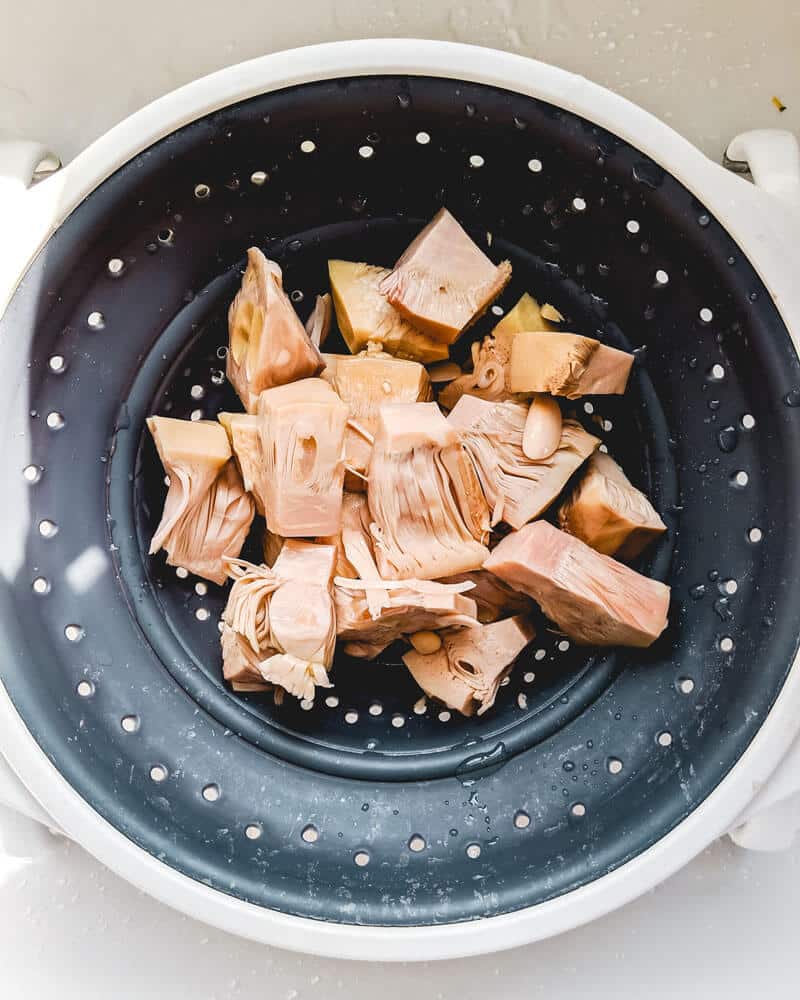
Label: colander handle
xmin=0 ymin=139 xmax=60 ymax=195
xmin=729 ymin=736 xmax=800 ymax=851
xmin=724 ymin=129 xmax=800 ymax=209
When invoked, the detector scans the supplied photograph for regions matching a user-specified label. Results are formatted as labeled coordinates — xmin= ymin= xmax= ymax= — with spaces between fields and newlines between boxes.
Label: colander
xmin=2 ymin=39 xmax=800 ymax=961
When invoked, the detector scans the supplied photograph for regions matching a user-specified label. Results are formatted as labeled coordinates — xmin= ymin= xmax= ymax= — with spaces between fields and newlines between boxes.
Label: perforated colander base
xmin=1 ymin=75 xmax=799 ymax=926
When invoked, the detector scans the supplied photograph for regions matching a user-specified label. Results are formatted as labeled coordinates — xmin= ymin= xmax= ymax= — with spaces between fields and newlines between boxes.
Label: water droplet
xmin=708 ymin=399 xmax=720 ymax=411
xmin=361 ymin=802 xmax=369 ymax=811
xmin=632 ymin=160 xmax=665 ymax=188
xmin=708 ymin=569 xmax=720 ymax=582
xmin=288 ymin=239 xmax=303 ymax=253
xmin=562 ymin=760 xmax=575 ymax=772
xmin=689 ymin=583 xmax=706 ymax=600
xmin=688 ymin=356 xmax=698 ymax=369
xmin=717 ymin=425 xmax=738 ymax=452
xmin=456 ymin=742 xmax=507 ymax=782
xmin=698 ymin=213 xmax=710 ymax=227
xmin=397 ymin=93 xmax=411 ymax=108
xmin=696 ymin=462 xmax=708 ymax=473
xmin=784 ymin=389 xmax=800 ymax=407
xmin=714 ymin=597 xmax=733 ymax=621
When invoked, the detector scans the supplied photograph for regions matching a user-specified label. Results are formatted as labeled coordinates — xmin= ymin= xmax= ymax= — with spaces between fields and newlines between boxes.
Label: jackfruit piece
xmin=147 ymin=416 xmax=254 ymax=584
xmin=227 ymin=248 xmax=324 ymax=412
xmin=558 ymin=452 xmax=667 ymax=560
xmin=335 ymin=576 xmax=479 ymax=654
xmin=328 ymin=259 xmax=448 ymax=363
xmin=485 ymin=521 xmax=670 ymax=647
xmin=322 ymin=350 xmax=432 ymax=490
xmin=220 ymin=542 xmax=337 ymax=702
xmin=403 ymin=615 xmax=535 ymax=716
xmin=508 ymin=332 xmax=634 ymax=398
xmin=257 ymin=378 xmax=348 ymax=537
xmin=367 ymin=402 xmax=490 ymax=579
xmin=448 ymin=396 xmax=599 ymax=529
xmin=379 ymin=208 xmax=512 ymax=344
xmin=437 ymin=293 xmax=555 ymax=411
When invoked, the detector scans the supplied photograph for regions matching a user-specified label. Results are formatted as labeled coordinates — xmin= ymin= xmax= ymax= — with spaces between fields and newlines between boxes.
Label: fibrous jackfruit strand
xmin=335 ymin=576 xmax=479 ymax=655
xmin=367 ymin=403 xmax=490 ymax=579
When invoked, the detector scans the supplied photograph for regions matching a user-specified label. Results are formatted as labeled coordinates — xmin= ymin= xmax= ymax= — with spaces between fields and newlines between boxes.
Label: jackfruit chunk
xmin=448 ymin=396 xmax=599 ymax=528
xmin=218 ymin=412 xmax=266 ymax=515
xmin=147 ymin=416 xmax=254 ymax=584
xmin=257 ymin=378 xmax=348 ymax=537
xmin=403 ymin=615 xmax=535 ymax=716
xmin=367 ymin=402 xmax=490 ymax=579
xmin=508 ymin=332 xmax=634 ymax=398
xmin=558 ymin=452 xmax=667 ymax=560
xmin=335 ymin=576 xmax=479 ymax=656
xmin=437 ymin=292 xmax=554 ymax=411
xmin=269 ymin=540 xmax=337 ymax=669
xmin=328 ymin=259 xmax=448 ymax=363
xmin=485 ymin=521 xmax=670 ymax=647
xmin=227 ymin=248 xmax=324 ymax=412
xmin=322 ymin=350 xmax=432 ymax=490
xmin=220 ymin=541 xmax=337 ymax=702
xmin=379 ymin=209 xmax=512 ymax=344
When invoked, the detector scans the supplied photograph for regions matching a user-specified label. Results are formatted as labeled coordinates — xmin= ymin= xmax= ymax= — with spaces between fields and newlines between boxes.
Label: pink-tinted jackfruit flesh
xmin=322 ymin=351 xmax=432 ymax=491
xmin=485 ymin=520 xmax=669 ymax=648
xmin=257 ymin=378 xmax=348 ymax=538
xmin=367 ymin=402 xmax=490 ymax=579
xmin=147 ymin=416 xmax=254 ymax=584
xmin=403 ymin=615 xmax=535 ymax=716
xmin=380 ymin=208 xmax=512 ymax=345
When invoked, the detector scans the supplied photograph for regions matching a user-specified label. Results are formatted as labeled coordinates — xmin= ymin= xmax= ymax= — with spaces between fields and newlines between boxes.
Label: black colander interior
xmin=1 ymin=74 xmax=800 ymax=927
